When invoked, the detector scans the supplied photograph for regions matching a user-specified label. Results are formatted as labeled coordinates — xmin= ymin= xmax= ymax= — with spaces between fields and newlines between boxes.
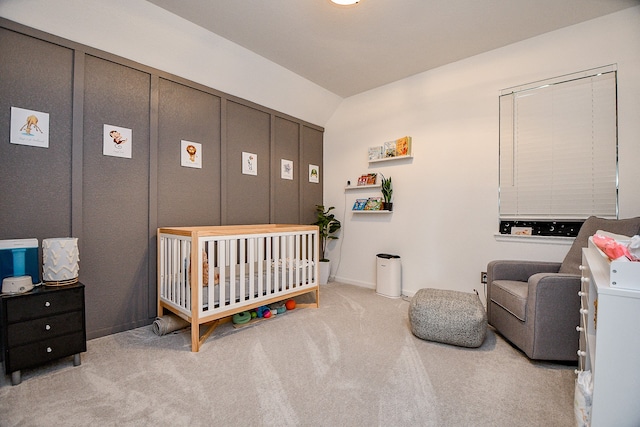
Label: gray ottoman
xmin=409 ymin=288 xmax=487 ymax=348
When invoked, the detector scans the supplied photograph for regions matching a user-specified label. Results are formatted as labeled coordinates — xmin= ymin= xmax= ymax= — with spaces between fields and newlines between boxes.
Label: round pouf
xmin=409 ymin=288 xmax=487 ymax=348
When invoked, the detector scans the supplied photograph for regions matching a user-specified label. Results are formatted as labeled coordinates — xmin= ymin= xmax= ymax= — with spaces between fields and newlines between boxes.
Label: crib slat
xmin=248 ymin=238 xmax=255 ymax=301
xmin=229 ymin=239 xmax=236 ymax=305
xmin=257 ymin=237 xmax=264 ymax=298
xmin=218 ymin=241 xmax=226 ymax=308
xmin=266 ymin=236 xmax=272 ymax=295
xmin=239 ymin=237 xmax=246 ymax=302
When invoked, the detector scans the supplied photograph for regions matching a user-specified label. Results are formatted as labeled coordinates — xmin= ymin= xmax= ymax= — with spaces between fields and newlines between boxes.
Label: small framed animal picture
xmin=103 ymin=124 xmax=132 ymax=158
xmin=10 ymin=107 xmax=50 ymax=148
xmin=281 ymin=159 xmax=293 ymax=180
xmin=309 ymin=164 xmax=319 ymax=183
xmin=181 ymin=140 xmax=202 ymax=168
xmin=242 ymin=152 xmax=258 ymax=176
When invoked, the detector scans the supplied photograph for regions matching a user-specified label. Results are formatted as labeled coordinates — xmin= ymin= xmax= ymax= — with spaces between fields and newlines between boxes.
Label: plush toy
xmin=256 ymin=306 xmax=270 ymax=318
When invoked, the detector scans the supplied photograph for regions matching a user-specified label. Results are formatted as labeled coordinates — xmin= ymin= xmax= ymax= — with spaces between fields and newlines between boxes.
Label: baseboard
xmin=331 ymin=275 xmax=375 ymax=289
xmin=331 ymin=276 xmax=416 ymax=298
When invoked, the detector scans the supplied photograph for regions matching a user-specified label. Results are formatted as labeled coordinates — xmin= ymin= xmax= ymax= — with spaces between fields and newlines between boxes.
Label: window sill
xmin=493 ymin=233 xmax=574 ymax=246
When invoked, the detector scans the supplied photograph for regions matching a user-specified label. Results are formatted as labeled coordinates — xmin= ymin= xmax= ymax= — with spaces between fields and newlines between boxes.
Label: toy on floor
xmin=232 ymin=311 xmax=251 ymax=324
xmin=256 ymin=305 xmax=270 ymax=318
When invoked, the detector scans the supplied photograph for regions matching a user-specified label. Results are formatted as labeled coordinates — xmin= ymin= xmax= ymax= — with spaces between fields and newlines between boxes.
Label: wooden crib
xmin=157 ymin=224 xmax=320 ymax=352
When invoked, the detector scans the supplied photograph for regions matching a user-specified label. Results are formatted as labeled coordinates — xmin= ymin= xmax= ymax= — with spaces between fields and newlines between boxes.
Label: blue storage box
xmin=0 ymin=239 xmax=40 ymax=291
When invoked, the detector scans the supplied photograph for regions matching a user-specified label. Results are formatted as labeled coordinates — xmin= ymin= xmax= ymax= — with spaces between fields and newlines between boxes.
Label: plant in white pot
xmin=381 ymin=175 xmax=393 ymax=211
xmin=312 ymin=204 xmax=341 ymax=285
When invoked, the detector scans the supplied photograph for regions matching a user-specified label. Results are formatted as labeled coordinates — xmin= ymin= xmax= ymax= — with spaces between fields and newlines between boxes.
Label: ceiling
xmin=146 ymin=0 xmax=639 ymax=98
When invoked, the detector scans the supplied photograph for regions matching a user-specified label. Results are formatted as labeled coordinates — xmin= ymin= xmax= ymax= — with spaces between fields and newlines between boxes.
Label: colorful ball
xmin=263 ymin=309 xmax=272 ymax=319
xmin=285 ymin=299 xmax=296 ymax=310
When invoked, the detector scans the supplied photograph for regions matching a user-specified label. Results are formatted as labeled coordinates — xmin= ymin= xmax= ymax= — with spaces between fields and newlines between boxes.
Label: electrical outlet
xmin=480 ymin=272 xmax=487 ymax=284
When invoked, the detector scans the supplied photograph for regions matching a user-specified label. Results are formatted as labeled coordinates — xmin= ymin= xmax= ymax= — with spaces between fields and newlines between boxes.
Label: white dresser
xmin=579 ymin=240 xmax=640 ymax=426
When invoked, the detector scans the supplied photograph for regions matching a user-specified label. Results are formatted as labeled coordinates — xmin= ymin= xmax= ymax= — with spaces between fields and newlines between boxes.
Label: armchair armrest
xmin=487 ymin=260 xmax=561 ymax=284
xmin=486 ymin=260 xmax=562 ymax=321
xmin=526 ymin=272 xmax=581 ymax=360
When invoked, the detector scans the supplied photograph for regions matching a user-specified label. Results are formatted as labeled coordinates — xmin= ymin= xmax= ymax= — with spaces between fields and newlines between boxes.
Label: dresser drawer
xmin=5 ymin=331 xmax=86 ymax=372
xmin=5 ymin=287 xmax=84 ymax=323
xmin=7 ymin=310 xmax=84 ymax=347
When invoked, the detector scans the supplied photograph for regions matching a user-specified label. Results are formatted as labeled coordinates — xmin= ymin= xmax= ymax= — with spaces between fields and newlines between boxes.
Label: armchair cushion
xmin=491 ymin=280 xmax=528 ymax=321
xmin=559 ymin=215 xmax=640 ymax=275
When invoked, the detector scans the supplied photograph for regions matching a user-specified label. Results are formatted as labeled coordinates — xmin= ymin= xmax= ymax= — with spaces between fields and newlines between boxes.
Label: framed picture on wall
xmin=10 ymin=107 xmax=50 ymax=148
xmin=181 ymin=140 xmax=202 ymax=168
xmin=281 ymin=159 xmax=293 ymax=180
xmin=242 ymin=152 xmax=257 ymax=175
xmin=103 ymin=124 xmax=132 ymax=158
xmin=309 ymin=164 xmax=319 ymax=183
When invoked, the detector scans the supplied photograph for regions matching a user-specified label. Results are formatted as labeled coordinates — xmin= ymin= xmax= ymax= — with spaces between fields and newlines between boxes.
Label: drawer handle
xmin=46 ymin=347 xmax=52 ymax=353
xmin=577 ymin=350 xmax=587 ymax=357
xmin=45 ymin=324 xmax=51 ymax=331
xmin=576 ymin=326 xmax=584 ymax=332
xmin=578 ymin=291 xmax=586 ymax=297
xmin=579 ymin=265 xmax=585 ymax=271
xmin=581 ymin=277 xmax=590 ymax=283
xmin=44 ymin=301 xmax=51 ymax=307
xmin=580 ymin=308 xmax=589 ymax=315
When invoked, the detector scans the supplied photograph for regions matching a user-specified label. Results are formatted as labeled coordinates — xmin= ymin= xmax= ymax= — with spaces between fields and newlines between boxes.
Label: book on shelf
xmin=395 ymin=136 xmax=412 ymax=156
xmin=364 ymin=197 xmax=383 ymax=211
xmin=352 ymin=198 xmax=368 ymax=211
xmin=357 ymin=173 xmax=377 ymax=186
xmin=383 ymin=140 xmax=396 ymax=158
xmin=368 ymin=146 xmax=383 ymax=161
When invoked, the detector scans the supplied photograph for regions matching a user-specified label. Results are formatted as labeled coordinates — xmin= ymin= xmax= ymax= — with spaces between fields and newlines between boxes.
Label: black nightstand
xmin=0 ymin=283 xmax=86 ymax=385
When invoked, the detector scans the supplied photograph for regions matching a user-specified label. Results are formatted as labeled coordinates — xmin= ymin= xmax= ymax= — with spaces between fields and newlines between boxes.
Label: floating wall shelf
xmin=369 ymin=155 xmax=413 ymax=164
xmin=345 ymin=184 xmax=381 ymax=191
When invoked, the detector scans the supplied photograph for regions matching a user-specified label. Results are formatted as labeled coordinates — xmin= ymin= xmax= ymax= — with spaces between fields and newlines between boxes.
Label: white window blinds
xmin=499 ymin=67 xmax=618 ymax=221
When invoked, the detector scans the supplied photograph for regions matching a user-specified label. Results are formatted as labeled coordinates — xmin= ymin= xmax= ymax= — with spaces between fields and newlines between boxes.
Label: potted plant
xmin=381 ymin=175 xmax=393 ymax=211
xmin=312 ymin=204 xmax=341 ymax=284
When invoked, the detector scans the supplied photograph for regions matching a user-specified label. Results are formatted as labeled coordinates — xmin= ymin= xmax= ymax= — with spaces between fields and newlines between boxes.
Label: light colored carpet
xmin=0 ymin=283 xmax=576 ymax=426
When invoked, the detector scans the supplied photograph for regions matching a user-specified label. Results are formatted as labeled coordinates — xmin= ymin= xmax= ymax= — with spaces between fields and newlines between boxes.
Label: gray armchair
xmin=487 ymin=216 xmax=640 ymax=361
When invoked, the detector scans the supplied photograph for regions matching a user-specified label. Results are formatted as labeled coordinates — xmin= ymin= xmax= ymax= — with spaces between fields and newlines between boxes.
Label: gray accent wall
xmin=0 ymin=19 xmax=324 ymax=339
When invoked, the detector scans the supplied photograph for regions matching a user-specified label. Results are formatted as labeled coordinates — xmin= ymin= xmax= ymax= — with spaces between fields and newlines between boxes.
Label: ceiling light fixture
xmin=330 ymin=0 xmax=360 ymax=5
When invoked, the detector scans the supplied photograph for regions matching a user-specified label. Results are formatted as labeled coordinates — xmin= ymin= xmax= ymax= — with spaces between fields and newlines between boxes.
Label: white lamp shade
xmin=43 ymin=238 xmax=79 ymax=284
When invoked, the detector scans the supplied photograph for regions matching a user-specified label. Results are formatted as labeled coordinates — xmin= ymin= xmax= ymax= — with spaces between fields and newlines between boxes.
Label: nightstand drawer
xmin=6 ymin=331 xmax=86 ymax=372
xmin=7 ymin=311 xmax=84 ymax=347
xmin=5 ymin=287 xmax=83 ymax=322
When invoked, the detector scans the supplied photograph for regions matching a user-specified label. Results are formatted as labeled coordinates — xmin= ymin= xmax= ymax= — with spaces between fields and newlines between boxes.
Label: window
xmin=499 ymin=66 xmax=618 ymax=235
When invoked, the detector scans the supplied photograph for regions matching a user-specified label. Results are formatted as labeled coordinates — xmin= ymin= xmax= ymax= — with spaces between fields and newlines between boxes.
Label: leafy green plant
xmin=381 ymin=175 xmax=393 ymax=204
xmin=312 ymin=204 xmax=341 ymax=261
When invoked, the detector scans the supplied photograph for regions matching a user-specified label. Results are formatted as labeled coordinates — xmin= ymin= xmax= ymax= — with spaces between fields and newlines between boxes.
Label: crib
xmin=157 ymin=224 xmax=320 ymax=352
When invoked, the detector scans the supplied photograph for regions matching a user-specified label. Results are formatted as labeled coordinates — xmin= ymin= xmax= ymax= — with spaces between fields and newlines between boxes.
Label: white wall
xmin=0 ymin=0 xmax=341 ymax=127
xmin=323 ymin=7 xmax=640 ymax=301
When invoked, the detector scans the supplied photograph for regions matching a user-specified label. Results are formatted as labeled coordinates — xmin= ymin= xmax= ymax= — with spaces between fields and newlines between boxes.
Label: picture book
xmin=352 ymin=199 xmax=368 ymax=210
xmin=368 ymin=146 xmax=383 ymax=160
xmin=357 ymin=173 xmax=377 ymax=186
xmin=364 ymin=197 xmax=382 ymax=210
xmin=396 ymin=136 xmax=412 ymax=156
xmin=383 ymin=140 xmax=396 ymax=158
